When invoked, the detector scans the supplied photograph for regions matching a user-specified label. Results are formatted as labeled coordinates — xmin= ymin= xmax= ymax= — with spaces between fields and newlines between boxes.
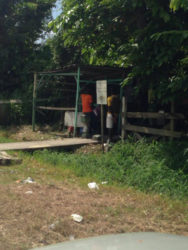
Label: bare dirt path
xmin=0 ymin=179 xmax=188 ymax=250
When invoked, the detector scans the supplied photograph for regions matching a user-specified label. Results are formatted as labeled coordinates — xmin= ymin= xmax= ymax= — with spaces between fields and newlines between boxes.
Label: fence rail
xmin=121 ymin=97 xmax=185 ymax=139
xmin=125 ymin=124 xmax=182 ymax=138
xmin=126 ymin=112 xmax=185 ymax=120
xmin=37 ymin=106 xmax=75 ymax=111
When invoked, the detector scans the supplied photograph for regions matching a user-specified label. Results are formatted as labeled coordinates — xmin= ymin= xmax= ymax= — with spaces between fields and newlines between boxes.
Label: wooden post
xmin=74 ymin=67 xmax=80 ymax=137
xmin=32 ymin=72 xmax=37 ymax=131
xmin=121 ymin=96 xmax=127 ymax=140
xmin=101 ymin=104 xmax=104 ymax=152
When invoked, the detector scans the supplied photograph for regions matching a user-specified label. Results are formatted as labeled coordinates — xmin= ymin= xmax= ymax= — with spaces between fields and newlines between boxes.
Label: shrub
xmin=33 ymin=139 xmax=188 ymax=199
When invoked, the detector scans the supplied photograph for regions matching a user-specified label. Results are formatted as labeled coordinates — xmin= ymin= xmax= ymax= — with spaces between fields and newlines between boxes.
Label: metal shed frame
xmin=32 ymin=65 xmax=126 ymax=137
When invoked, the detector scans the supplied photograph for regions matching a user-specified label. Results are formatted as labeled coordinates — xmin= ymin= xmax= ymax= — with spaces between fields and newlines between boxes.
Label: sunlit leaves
xmin=170 ymin=0 xmax=188 ymax=11
xmin=49 ymin=0 xmax=188 ymax=101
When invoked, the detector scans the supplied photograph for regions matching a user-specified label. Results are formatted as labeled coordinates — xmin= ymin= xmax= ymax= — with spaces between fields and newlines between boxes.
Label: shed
xmin=32 ymin=64 xmax=127 ymax=136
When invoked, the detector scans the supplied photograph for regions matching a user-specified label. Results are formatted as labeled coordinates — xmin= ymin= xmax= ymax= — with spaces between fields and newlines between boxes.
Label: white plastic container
xmin=88 ymin=182 xmax=99 ymax=190
xmin=106 ymin=113 xmax=113 ymax=129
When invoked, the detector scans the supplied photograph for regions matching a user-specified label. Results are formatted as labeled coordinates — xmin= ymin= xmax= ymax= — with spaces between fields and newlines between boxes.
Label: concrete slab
xmin=0 ymin=151 xmax=22 ymax=165
xmin=0 ymin=138 xmax=97 ymax=151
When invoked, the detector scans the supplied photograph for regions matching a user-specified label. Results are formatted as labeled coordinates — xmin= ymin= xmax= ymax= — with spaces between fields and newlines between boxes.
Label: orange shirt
xmin=81 ymin=94 xmax=93 ymax=113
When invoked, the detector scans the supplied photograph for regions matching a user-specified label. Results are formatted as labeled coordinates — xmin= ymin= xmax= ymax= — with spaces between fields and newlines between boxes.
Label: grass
xmin=32 ymin=139 xmax=188 ymax=200
xmin=0 ymin=137 xmax=188 ymax=249
xmin=0 ymin=126 xmax=187 ymax=200
xmin=0 ymin=130 xmax=15 ymax=143
xmin=0 ymin=127 xmax=187 ymax=249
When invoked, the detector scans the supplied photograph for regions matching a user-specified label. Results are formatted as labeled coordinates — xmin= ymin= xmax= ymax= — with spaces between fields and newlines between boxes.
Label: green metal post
xmin=74 ymin=67 xmax=80 ymax=137
xmin=32 ymin=72 xmax=37 ymax=131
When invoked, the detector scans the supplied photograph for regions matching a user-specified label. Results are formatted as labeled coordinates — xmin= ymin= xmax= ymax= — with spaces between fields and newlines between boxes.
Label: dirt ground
xmin=0 ymin=126 xmax=188 ymax=250
xmin=1 ymin=125 xmax=66 ymax=142
xmin=0 ymin=176 xmax=188 ymax=250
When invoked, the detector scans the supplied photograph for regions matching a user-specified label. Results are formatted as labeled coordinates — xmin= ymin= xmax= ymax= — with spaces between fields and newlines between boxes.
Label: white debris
xmin=25 ymin=191 xmax=33 ymax=194
xmin=69 ymin=235 xmax=75 ymax=241
xmin=71 ymin=214 xmax=83 ymax=223
xmin=104 ymin=143 xmax=112 ymax=152
xmin=88 ymin=182 xmax=99 ymax=190
xmin=49 ymin=223 xmax=56 ymax=230
xmin=23 ymin=177 xmax=35 ymax=184
xmin=49 ymin=220 xmax=59 ymax=230
xmin=101 ymin=181 xmax=108 ymax=185
xmin=49 ymin=224 xmax=55 ymax=230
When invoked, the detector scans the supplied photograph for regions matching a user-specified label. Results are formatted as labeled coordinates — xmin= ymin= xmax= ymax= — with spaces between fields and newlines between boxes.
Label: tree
xmin=46 ymin=33 xmax=81 ymax=67
xmin=170 ymin=0 xmax=188 ymax=11
xmin=0 ymin=0 xmax=56 ymax=97
xmin=51 ymin=0 xmax=188 ymax=102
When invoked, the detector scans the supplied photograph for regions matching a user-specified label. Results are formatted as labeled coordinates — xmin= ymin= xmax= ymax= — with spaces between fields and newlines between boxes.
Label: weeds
xmin=33 ymin=139 xmax=188 ymax=200
xmin=0 ymin=130 xmax=15 ymax=143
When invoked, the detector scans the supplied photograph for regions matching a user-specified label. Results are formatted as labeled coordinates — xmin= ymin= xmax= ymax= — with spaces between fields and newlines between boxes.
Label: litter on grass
xmin=23 ymin=177 xmax=35 ymax=184
xmin=88 ymin=182 xmax=99 ymax=190
xmin=49 ymin=221 xmax=59 ymax=230
xmin=101 ymin=181 xmax=108 ymax=185
xmin=69 ymin=235 xmax=75 ymax=241
xmin=25 ymin=191 xmax=33 ymax=194
xmin=71 ymin=214 xmax=83 ymax=223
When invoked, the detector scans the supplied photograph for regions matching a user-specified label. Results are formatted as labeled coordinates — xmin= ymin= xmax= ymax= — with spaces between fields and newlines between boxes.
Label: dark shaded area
xmin=155 ymin=140 xmax=188 ymax=174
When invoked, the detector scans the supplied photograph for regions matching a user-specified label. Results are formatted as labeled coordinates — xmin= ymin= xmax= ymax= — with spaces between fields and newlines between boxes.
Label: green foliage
xmin=50 ymin=0 xmax=188 ymax=102
xmin=33 ymin=140 xmax=188 ymax=199
xmin=170 ymin=0 xmax=188 ymax=11
xmin=0 ymin=0 xmax=56 ymax=97
xmin=9 ymin=103 xmax=24 ymax=125
xmin=46 ymin=34 xmax=81 ymax=67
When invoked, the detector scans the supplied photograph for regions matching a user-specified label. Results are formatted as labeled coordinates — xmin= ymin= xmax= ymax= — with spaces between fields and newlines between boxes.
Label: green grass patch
xmin=32 ymin=139 xmax=188 ymax=200
xmin=0 ymin=135 xmax=15 ymax=143
xmin=0 ymin=129 xmax=15 ymax=143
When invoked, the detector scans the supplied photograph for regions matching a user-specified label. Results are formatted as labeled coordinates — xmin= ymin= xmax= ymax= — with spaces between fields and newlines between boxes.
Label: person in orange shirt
xmin=81 ymin=93 xmax=93 ymax=113
xmin=81 ymin=89 xmax=93 ymax=138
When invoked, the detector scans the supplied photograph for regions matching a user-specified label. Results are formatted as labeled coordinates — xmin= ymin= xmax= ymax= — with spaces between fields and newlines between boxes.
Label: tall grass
xmin=33 ymin=139 xmax=188 ymax=199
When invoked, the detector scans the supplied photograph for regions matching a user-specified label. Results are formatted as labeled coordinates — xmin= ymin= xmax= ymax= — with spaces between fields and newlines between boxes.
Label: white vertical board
xmin=96 ymin=80 xmax=107 ymax=105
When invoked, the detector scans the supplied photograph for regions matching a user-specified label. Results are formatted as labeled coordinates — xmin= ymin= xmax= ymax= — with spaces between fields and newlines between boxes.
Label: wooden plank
xmin=125 ymin=124 xmax=182 ymax=138
xmin=0 ymin=138 xmax=97 ymax=151
xmin=37 ymin=106 xmax=75 ymax=111
xmin=127 ymin=112 xmax=184 ymax=120
xmin=0 ymin=100 xmax=22 ymax=104
xmin=0 ymin=151 xmax=22 ymax=165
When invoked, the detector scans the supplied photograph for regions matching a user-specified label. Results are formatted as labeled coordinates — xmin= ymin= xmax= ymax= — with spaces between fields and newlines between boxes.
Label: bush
xmin=33 ymin=139 xmax=188 ymax=199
